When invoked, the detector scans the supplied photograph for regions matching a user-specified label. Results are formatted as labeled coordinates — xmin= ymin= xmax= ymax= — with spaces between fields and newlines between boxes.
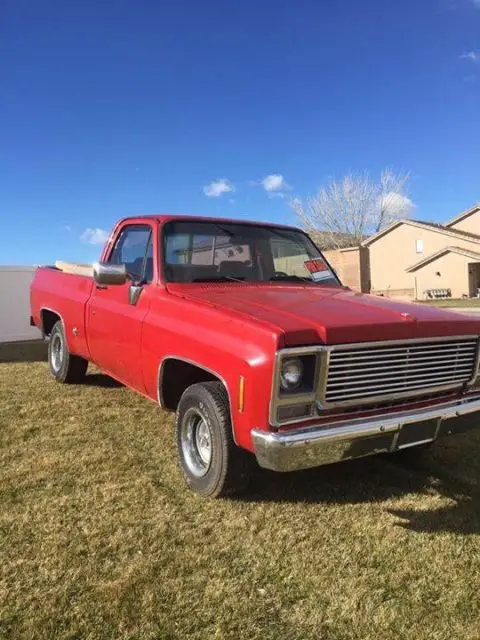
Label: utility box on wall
xmin=0 ymin=267 xmax=42 ymax=342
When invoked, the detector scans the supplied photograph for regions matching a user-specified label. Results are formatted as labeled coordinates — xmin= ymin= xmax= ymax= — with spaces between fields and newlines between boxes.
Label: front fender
xmin=140 ymin=293 xmax=278 ymax=451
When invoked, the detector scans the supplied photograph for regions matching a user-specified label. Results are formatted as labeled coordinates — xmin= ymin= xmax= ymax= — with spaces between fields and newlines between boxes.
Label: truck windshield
xmin=163 ymin=221 xmax=340 ymax=287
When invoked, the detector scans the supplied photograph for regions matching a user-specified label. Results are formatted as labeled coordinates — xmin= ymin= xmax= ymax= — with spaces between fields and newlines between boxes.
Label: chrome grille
xmin=325 ymin=338 xmax=479 ymax=406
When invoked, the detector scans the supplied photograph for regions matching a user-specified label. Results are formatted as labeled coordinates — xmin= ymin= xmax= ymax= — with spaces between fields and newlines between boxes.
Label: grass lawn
xmin=1 ymin=359 xmax=480 ymax=639
xmin=420 ymin=298 xmax=480 ymax=308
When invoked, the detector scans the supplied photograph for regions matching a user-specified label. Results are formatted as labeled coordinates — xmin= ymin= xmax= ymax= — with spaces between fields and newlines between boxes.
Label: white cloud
xmin=261 ymin=174 xmax=290 ymax=193
xmin=203 ymin=179 xmax=235 ymax=197
xmin=64 ymin=225 xmax=71 ymax=232
xmin=380 ymin=192 xmax=414 ymax=217
xmin=459 ymin=51 xmax=480 ymax=63
xmin=81 ymin=228 xmax=110 ymax=245
xmin=442 ymin=0 xmax=480 ymax=11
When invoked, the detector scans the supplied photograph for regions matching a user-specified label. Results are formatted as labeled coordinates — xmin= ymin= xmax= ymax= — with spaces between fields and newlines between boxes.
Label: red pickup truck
xmin=31 ymin=215 xmax=480 ymax=497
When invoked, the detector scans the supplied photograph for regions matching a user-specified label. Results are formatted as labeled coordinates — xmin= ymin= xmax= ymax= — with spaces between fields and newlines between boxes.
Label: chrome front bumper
xmin=252 ymin=397 xmax=480 ymax=472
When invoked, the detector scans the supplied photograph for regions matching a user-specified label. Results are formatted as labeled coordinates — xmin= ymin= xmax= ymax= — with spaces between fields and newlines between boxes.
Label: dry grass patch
xmin=1 ymin=362 xmax=480 ymax=639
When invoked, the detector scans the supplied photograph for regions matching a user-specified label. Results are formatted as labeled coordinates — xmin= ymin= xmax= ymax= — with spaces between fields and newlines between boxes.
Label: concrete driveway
xmin=450 ymin=308 xmax=480 ymax=316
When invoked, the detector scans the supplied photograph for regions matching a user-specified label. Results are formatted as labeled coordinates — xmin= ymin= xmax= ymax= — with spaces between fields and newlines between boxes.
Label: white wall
xmin=0 ymin=267 xmax=42 ymax=342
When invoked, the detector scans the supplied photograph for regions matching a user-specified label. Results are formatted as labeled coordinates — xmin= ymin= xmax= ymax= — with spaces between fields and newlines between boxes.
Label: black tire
xmin=176 ymin=381 xmax=253 ymax=497
xmin=48 ymin=321 xmax=88 ymax=383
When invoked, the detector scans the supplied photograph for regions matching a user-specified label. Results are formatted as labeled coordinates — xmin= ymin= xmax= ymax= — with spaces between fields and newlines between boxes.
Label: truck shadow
xmin=81 ymin=372 xmax=123 ymax=388
xmin=243 ymin=439 xmax=480 ymax=536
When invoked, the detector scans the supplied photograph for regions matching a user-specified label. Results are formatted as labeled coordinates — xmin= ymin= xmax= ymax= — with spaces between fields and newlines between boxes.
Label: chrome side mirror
xmin=93 ymin=262 xmax=128 ymax=286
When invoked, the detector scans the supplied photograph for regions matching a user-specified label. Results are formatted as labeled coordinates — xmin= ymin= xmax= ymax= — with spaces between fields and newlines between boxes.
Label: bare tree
xmin=291 ymin=169 xmax=413 ymax=250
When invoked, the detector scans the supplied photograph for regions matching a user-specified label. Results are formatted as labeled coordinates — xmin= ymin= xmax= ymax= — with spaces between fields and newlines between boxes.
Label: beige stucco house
xmin=364 ymin=204 xmax=480 ymax=299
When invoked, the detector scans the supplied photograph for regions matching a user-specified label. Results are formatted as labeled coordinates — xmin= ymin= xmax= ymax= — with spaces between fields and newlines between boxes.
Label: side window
xmin=109 ymin=225 xmax=153 ymax=283
xmin=270 ymin=237 xmax=311 ymax=277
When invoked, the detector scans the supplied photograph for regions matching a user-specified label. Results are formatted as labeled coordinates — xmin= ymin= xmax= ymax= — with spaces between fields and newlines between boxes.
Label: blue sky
xmin=1 ymin=0 xmax=480 ymax=264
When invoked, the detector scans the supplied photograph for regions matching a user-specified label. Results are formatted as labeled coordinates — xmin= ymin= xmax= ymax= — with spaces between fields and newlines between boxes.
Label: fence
xmin=0 ymin=267 xmax=42 ymax=342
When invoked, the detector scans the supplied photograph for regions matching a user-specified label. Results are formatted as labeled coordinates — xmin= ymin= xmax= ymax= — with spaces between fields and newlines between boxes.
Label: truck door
xmin=86 ymin=222 xmax=155 ymax=391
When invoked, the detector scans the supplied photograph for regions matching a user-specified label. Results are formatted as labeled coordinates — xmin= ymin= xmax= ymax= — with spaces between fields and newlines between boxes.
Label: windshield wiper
xmin=192 ymin=276 xmax=245 ymax=283
xmin=269 ymin=274 xmax=314 ymax=283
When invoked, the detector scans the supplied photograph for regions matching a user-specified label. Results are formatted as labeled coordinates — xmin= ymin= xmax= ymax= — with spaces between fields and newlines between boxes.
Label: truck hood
xmin=166 ymin=283 xmax=480 ymax=346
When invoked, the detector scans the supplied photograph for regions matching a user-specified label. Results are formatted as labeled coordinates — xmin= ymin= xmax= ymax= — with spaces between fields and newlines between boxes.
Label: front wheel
xmin=48 ymin=321 xmax=88 ymax=383
xmin=176 ymin=381 xmax=253 ymax=497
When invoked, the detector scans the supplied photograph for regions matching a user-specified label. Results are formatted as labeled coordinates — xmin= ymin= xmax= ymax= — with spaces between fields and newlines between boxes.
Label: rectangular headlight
xmin=271 ymin=348 xmax=324 ymax=426
xmin=279 ymin=354 xmax=317 ymax=396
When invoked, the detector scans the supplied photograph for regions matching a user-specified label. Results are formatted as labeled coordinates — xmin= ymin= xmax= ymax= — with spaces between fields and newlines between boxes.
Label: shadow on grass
xmin=385 ymin=448 xmax=480 ymax=535
xmin=0 ymin=351 xmax=123 ymax=389
xmin=241 ymin=442 xmax=480 ymax=535
xmin=0 ymin=340 xmax=47 ymax=363
xmin=81 ymin=372 xmax=123 ymax=388
xmin=388 ymin=500 xmax=480 ymax=535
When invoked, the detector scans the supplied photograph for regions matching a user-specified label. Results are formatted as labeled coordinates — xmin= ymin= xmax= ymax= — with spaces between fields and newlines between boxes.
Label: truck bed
xmin=30 ymin=266 xmax=95 ymax=360
xmin=55 ymin=261 xmax=93 ymax=277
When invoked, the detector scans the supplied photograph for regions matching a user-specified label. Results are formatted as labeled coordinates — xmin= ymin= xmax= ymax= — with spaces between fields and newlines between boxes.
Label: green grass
xmin=1 ymin=360 xmax=480 ymax=639
xmin=420 ymin=298 xmax=480 ymax=308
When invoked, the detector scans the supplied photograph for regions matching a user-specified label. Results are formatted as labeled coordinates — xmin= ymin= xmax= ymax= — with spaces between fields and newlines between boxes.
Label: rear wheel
xmin=48 ymin=321 xmax=88 ymax=383
xmin=176 ymin=381 xmax=253 ymax=497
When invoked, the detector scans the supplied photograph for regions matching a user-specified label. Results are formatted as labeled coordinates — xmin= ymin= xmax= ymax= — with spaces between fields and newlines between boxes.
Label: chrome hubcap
xmin=51 ymin=334 xmax=63 ymax=372
xmin=181 ymin=409 xmax=212 ymax=477
xmin=195 ymin=420 xmax=211 ymax=465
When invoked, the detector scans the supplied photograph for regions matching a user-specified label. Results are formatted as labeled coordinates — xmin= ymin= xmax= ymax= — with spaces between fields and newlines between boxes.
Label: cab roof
xmin=116 ymin=214 xmax=301 ymax=231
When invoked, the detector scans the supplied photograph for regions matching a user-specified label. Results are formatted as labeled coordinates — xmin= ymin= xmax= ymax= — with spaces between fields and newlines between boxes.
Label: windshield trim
xmin=160 ymin=219 xmax=343 ymax=287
